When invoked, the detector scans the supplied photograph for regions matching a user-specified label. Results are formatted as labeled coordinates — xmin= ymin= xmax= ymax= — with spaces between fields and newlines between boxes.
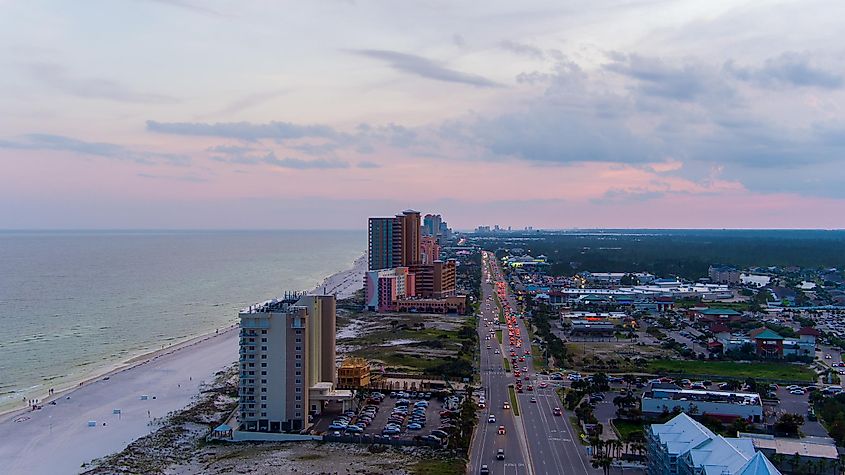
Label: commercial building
xmin=337 ymin=357 xmax=371 ymax=389
xmin=641 ymin=385 xmax=763 ymax=422
xmin=647 ymin=413 xmax=781 ymax=475
xmin=238 ymin=292 xmax=349 ymax=433
xmin=709 ymin=265 xmax=742 ymax=284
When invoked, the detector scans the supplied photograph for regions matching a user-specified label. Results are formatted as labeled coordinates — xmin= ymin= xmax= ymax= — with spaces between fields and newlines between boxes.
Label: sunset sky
xmin=2 ymin=0 xmax=844 ymax=229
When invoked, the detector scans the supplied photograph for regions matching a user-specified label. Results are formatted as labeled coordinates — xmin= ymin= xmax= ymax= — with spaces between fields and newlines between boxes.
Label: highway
xmin=470 ymin=252 xmax=530 ymax=474
xmin=469 ymin=251 xmax=597 ymax=475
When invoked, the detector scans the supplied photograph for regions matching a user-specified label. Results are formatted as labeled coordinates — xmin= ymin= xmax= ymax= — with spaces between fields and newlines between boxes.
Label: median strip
xmin=495 ymin=329 xmax=503 ymax=344
xmin=508 ymin=385 xmax=520 ymax=416
xmin=504 ymin=358 xmax=511 ymax=372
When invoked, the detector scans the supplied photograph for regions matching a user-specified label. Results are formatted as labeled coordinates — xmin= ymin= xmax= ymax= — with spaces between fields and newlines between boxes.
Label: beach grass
xmin=412 ymin=458 xmax=466 ymax=475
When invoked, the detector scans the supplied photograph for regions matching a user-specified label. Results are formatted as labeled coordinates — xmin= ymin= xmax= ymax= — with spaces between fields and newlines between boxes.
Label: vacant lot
xmin=647 ymin=360 xmax=816 ymax=382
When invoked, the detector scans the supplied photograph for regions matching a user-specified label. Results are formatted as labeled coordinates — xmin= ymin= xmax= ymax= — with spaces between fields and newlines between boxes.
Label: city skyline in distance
xmin=2 ymin=1 xmax=845 ymax=230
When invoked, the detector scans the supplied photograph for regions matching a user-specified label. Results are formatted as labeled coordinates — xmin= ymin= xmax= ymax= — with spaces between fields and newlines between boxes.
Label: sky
xmin=1 ymin=0 xmax=844 ymax=230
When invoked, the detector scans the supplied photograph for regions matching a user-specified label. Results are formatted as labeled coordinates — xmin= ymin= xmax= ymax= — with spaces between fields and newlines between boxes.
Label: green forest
xmin=475 ymin=230 xmax=845 ymax=281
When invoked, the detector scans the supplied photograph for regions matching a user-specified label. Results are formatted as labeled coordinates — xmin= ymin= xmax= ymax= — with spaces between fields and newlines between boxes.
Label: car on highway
xmin=497 ymin=425 xmax=506 ymax=435
xmin=488 ymin=414 xmax=496 ymax=423
xmin=503 ymin=401 xmax=510 ymax=409
xmin=530 ymin=397 xmax=537 ymax=403
xmin=480 ymin=464 xmax=490 ymax=475
xmin=496 ymin=448 xmax=505 ymax=460
xmin=553 ymin=407 xmax=562 ymax=416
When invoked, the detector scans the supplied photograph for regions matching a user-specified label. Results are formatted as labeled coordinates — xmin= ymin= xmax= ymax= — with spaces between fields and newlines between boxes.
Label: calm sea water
xmin=0 ymin=230 xmax=364 ymax=409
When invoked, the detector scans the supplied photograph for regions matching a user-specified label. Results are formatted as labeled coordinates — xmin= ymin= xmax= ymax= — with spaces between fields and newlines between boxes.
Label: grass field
xmin=496 ymin=330 xmax=503 ymax=344
xmin=412 ymin=458 xmax=466 ymax=475
xmin=647 ymin=360 xmax=816 ymax=382
xmin=508 ymin=385 xmax=520 ymax=416
xmin=503 ymin=358 xmax=511 ymax=372
xmin=612 ymin=419 xmax=644 ymax=439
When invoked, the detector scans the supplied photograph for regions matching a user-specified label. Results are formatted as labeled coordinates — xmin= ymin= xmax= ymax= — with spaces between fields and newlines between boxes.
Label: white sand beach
xmin=0 ymin=257 xmax=365 ymax=475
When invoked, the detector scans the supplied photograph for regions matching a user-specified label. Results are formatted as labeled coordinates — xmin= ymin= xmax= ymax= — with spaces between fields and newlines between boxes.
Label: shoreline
xmin=0 ymin=322 xmax=239 ymax=424
xmin=0 ymin=254 xmax=366 ymax=474
xmin=0 ymin=252 xmax=366 ymax=422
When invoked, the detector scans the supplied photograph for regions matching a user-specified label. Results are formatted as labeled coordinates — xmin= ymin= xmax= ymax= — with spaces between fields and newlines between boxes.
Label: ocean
xmin=0 ymin=230 xmax=364 ymax=411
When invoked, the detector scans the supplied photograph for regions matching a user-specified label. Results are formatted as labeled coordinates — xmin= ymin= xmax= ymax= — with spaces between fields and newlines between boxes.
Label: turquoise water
xmin=0 ymin=230 xmax=364 ymax=408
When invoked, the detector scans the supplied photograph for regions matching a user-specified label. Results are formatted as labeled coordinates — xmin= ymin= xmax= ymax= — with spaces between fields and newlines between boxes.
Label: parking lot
xmin=315 ymin=390 xmax=460 ymax=445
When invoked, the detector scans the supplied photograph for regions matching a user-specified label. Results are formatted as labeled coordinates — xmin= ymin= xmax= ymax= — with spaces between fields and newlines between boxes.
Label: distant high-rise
xmin=420 ymin=235 xmax=440 ymax=265
xmin=368 ymin=217 xmax=399 ymax=270
xmin=423 ymin=214 xmax=442 ymax=237
xmin=398 ymin=210 xmax=421 ymax=267
xmin=368 ymin=210 xmax=420 ymax=270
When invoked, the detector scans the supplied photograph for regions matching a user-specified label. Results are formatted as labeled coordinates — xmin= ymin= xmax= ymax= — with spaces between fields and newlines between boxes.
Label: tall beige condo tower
xmin=238 ymin=292 xmax=338 ymax=433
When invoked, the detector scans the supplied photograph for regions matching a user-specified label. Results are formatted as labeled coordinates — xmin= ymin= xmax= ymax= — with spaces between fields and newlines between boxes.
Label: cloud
xmin=499 ymin=40 xmax=545 ymax=60
xmin=264 ymin=155 xmax=349 ymax=169
xmin=207 ymin=146 xmax=349 ymax=169
xmin=357 ymin=161 xmax=381 ymax=169
xmin=352 ymin=49 xmax=501 ymax=88
xmin=725 ymin=52 xmax=843 ymax=89
xmin=146 ymin=120 xmax=342 ymax=141
xmin=452 ymin=34 xmax=467 ymax=48
xmin=26 ymin=63 xmax=177 ymax=104
xmin=591 ymin=188 xmax=666 ymax=204
xmin=0 ymin=133 xmax=189 ymax=165
xmin=603 ymin=52 xmax=734 ymax=102
xmin=216 ymin=90 xmax=287 ymax=115
xmin=137 ymin=172 xmax=208 ymax=182
xmin=135 ymin=0 xmax=228 ymax=17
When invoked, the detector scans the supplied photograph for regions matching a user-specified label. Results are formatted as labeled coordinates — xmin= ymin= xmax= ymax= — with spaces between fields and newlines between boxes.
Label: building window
xmin=295 ymin=354 xmax=301 ymax=360
xmin=295 ymin=329 xmax=302 ymax=335
xmin=295 ymin=387 xmax=301 ymax=393
xmin=261 ymin=371 xmax=266 ymax=375
xmin=261 ymin=338 xmax=267 ymax=342
xmin=261 ymin=387 xmax=267 ymax=392
xmin=249 ymin=338 xmax=254 ymax=342
xmin=295 ymin=395 xmax=301 ymax=401
xmin=295 ymin=346 xmax=301 ymax=351
xmin=261 ymin=396 xmax=267 ymax=400
xmin=261 ymin=354 xmax=267 ymax=359
xmin=261 ymin=379 xmax=267 ymax=384
xmin=296 ymin=379 xmax=301 ymax=384
xmin=295 ymin=412 xmax=301 ymax=418
xmin=261 ymin=330 xmax=267 ymax=334
xmin=261 ymin=404 xmax=266 ymax=408
xmin=295 ymin=362 xmax=301 ymax=368
xmin=248 ymin=371 xmax=254 ymax=375
xmin=295 ymin=404 xmax=301 ymax=409
xmin=261 ymin=346 xmax=267 ymax=351
xmin=295 ymin=371 xmax=301 ymax=376
xmin=248 ymin=404 xmax=254 ymax=408
xmin=261 ymin=363 xmax=267 ymax=367
xmin=295 ymin=338 xmax=301 ymax=343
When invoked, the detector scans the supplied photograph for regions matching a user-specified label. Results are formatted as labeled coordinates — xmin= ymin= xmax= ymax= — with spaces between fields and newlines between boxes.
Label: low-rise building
xmin=337 ymin=357 xmax=371 ymax=389
xmin=738 ymin=433 xmax=840 ymax=475
xmin=642 ymin=386 xmax=763 ymax=422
